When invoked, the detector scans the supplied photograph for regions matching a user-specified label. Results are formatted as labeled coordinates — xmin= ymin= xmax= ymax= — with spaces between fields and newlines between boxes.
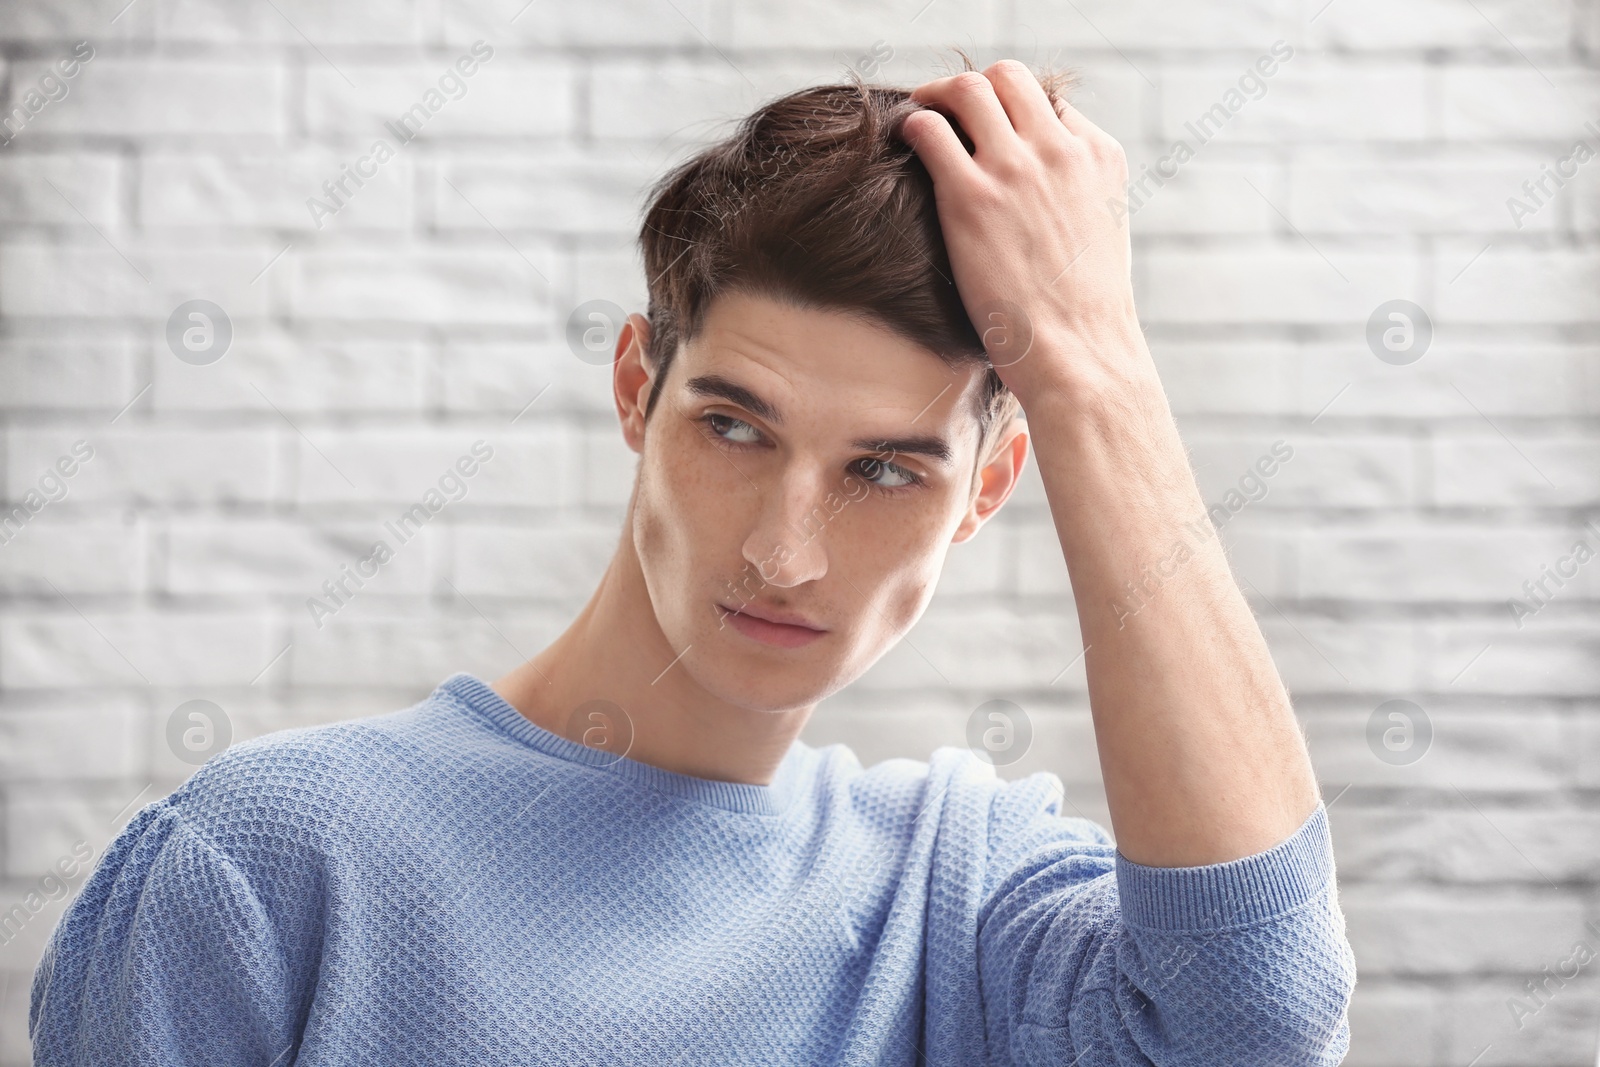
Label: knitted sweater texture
xmin=32 ymin=672 xmax=1355 ymax=1065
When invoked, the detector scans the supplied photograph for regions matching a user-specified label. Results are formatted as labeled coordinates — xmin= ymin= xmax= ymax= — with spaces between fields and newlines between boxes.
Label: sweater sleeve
xmin=976 ymin=778 xmax=1355 ymax=1067
xmin=30 ymin=799 xmax=302 ymax=1067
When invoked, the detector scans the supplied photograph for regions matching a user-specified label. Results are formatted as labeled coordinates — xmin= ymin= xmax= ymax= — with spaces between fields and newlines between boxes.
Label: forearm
xmin=1022 ymin=320 xmax=1320 ymax=867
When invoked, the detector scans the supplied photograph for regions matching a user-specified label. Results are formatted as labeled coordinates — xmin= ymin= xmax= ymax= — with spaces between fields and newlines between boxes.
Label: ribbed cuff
xmin=1114 ymin=805 xmax=1335 ymax=932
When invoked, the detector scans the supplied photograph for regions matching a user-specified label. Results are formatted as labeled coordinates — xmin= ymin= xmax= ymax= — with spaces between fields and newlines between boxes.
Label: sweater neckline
xmin=438 ymin=672 xmax=805 ymax=817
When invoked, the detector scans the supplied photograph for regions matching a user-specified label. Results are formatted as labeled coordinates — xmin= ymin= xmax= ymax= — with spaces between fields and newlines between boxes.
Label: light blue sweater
xmin=31 ymin=672 xmax=1355 ymax=1065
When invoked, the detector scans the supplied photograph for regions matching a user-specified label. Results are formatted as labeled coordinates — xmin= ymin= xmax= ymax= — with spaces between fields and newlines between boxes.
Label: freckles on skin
xmin=630 ymin=289 xmax=993 ymax=709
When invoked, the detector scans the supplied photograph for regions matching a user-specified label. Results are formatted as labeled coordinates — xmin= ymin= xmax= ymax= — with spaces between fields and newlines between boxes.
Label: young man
xmin=31 ymin=60 xmax=1355 ymax=1065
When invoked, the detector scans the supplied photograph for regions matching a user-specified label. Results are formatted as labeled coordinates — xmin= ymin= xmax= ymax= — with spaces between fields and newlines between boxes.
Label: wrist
xmin=1006 ymin=312 xmax=1162 ymax=421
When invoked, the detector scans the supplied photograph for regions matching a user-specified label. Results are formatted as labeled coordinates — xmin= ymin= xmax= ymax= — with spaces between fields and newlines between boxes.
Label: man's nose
xmin=740 ymin=466 xmax=832 ymax=588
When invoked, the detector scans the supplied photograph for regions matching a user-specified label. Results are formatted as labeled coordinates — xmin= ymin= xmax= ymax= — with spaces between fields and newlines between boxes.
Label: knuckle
xmin=1034 ymin=134 xmax=1074 ymax=168
xmin=1091 ymin=136 xmax=1129 ymax=175
xmin=951 ymin=71 xmax=992 ymax=97
xmin=987 ymin=58 xmax=1032 ymax=79
xmin=958 ymin=175 xmax=1007 ymax=216
xmin=1094 ymin=134 xmax=1128 ymax=161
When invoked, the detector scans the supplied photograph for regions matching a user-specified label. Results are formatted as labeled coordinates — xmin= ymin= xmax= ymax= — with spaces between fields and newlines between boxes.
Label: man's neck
xmin=491 ymin=524 xmax=813 ymax=788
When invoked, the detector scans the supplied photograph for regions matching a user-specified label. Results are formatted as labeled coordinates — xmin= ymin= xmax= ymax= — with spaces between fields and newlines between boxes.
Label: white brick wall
xmin=0 ymin=2 xmax=1597 ymax=1063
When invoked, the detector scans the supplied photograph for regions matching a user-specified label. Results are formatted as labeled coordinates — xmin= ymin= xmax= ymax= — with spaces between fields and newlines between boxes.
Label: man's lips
xmin=720 ymin=602 xmax=827 ymax=631
xmin=718 ymin=602 xmax=829 ymax=648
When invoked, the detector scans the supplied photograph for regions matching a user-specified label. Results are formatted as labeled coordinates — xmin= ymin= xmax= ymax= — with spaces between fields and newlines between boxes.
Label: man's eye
xmin=854 ymin=456 xmax=920 ymax=490
xmin=704 ymin=413 xmax=762 ymax=445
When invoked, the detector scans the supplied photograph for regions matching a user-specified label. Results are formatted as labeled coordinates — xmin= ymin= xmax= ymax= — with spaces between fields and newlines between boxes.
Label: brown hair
xmin=635 ymin=53 xmax=1080 ymax=469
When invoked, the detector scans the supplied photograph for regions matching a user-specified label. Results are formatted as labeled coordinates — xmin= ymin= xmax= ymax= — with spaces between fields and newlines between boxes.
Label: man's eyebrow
xmin=685 ymin=374 xmax=784 ymax=426
xmin=850 ymin=433 xmax=954 ymax=467
xmin=685 ymin=372 xmax=956 ymax=467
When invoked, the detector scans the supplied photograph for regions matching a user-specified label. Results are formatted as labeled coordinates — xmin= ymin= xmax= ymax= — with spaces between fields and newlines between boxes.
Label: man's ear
xmin=614 ymin=312 xmax=655 ymax=455
xmin=952 ymin=418 xmax=1028 ymax=544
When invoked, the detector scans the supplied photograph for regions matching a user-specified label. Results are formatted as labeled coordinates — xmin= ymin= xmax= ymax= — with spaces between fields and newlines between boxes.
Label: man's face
xmin=619 ymin=288 xmax=1023 ymax=714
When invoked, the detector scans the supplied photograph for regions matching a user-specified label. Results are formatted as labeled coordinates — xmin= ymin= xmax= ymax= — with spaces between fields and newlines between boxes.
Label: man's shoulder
xmin=162 ymin=679 xmax=486 ymax=855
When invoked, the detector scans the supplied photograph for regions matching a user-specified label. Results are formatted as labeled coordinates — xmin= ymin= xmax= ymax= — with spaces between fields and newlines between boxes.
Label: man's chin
xmin=680 ymin=645 xmax=849 ymax=717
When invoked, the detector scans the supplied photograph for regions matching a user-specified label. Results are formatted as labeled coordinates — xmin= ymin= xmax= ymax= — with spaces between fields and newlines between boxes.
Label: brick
xmin=573 ymin=242 xmax=647 ymax=317
xmin=5 ymin=427 xmax=277 ymax=506
xmin=1148 ymin=341 xmax=1292 ymax=415
xmin=847 ymin=603 xmax=1081 ymax=691
xmin=1438 ymin=980 xmax=1600 ymax=1066
xmin=1012 ymin=521 xmax=1071 ymax=595
xmin=442 ymin=0 xmax=710 ymax=48
xmin=1261 ymin=617 xmax=1418 ymax=692
xmin=433 ymin=151 xmax=654 ymax=235
xmin=1577 ymin=163 xmax=1600 ymax=232
xmin=305 ymin=60 xmax=574 ymax=140
xmin=0 ymin=0 xmax=150 ymax=41
xmin=286 ymin=246 xmax=557 ymax=325
xmin=1140 ymin=248 xmax=1418 ymax=325
xmin=579 ymin=425 xmax=638 ymax=509
xmin=0 ymin=696 xmax=142 ymax=781
xmin=589 ymin=59 xmax=837 ymax=144
xmin=1573 ymin=707 xmax=1600 ymax=787
xmin=151 ymin=332 xmax=426 ymax=413
xmin=0 ymin=242 xmax=276 ymax=320
xmin=1213 ymin=517 xmax=1291 ymax=598
xmin=1013 ymin=510 xmax=1289 ymax=602
xmin=141 ymin=150 xmax=412 ymax=231
xmin=1291 ymin=343 xmax=1600 ymax=420
xmin=290 ymin=427 xmax=567 ymax=507
xmin=1307 ymin=0 xmax=1575 ymax=51
xmin=1122 ymin=156 xmax=1278 ymax=235
xmin=0 ymin=515 xmax=142 ymax=595
xmin=148 ymin=0 xmax=424 ymax=44
xmin=1436 ymin=246 xmax=1600 ymax=324
xmin=0 ymin=611 xmax=276 ymax=688
xmin=0 ymin=964 xmax=37 ymax=1065
xmin=165 ymin=516 xmax=433 ymax=597
xmin=1430 ymin=435 xmax=1600 ymax=507
xmin=4 ymin=784 xmax=156 ymax=880
xmin=1330 ymin=804 xmax=1600 ymax=883
xmin=726 ymin=0 xmax=1003 ymax=51
xmin=1424 ymin=621 xmax=1600 ymax=696
xmin=935 ymin=520 xmax=1009 ymax=598
xmin=286 ymin=613 xmax=565 ymax=687
xmin=144 ymin=687 xmax=303 ymax=781
xmin=0 ymin=152 xmax=118 ymax=226
xmin=5 ymin=58 xmax=285 ymax=137
xmin=1288 ymin=149 xmax=1567 ymax=234
xmin=1306 ymin=704 xmax=1572 ymax=790
xmin=452 ymin=523 xmax=620 ymax=600
xmin=1343 ymin=982 xmax=1435 ymax=1067
xmin=1439 ymin=68 xmax=1600 ymax=141
xmin=0 ymin=337 xmax=132 ymax=410
xmin=591 ymin=55 xmax=1139 ymax=152
xmin=438 ymin=338 xmax=617 ymax=418
xmin=1342 ymin=884 xmax=1585 ymax=975
xmin=1185 ymin=432 xmax=1418 ymax=509
xmin=1159 ymin=61 xmax=1428 ymax=144
xmin=1295 ymin=523 xmax=1600 ymax=602
xmin=1019 ymin=0 xmax=1292 ymax=49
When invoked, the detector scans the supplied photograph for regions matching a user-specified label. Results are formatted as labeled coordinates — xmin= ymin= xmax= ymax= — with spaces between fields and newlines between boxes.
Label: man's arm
xmin=902 ymin=61 xmax=1320 ymax=867
xmin=1013 ymin=316 xmax=1321 ymax=867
